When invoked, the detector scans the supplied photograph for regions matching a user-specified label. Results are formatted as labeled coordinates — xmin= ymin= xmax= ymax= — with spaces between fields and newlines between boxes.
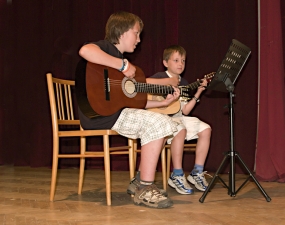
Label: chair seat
xmin=58 ymin=129 xmax=119 ymax=137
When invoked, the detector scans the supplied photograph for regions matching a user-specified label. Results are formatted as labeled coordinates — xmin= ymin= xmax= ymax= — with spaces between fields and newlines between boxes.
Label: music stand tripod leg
xmin=229 ymin=150 xmax=236 ymax=196
xmin=199 ymin=152 xmax=229 ymax=203
xmin=235 ymin=153 xmax=271 ymax=202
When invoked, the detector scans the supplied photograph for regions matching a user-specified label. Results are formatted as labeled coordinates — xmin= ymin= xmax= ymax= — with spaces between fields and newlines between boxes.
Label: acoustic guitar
xmin=76 ymin=61 xmax=214 ymax=117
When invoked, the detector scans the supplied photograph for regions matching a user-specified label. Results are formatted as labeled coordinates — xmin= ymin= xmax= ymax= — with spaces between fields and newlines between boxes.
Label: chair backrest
xmin=46 ymin=73 xmax=80 ymax=133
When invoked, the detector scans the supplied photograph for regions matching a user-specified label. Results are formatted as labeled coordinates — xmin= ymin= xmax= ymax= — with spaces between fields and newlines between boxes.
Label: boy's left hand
xmin=200 ymin=78 xmax=208 ymax=87
xmin=198 ymin=79 xmax=208 ymax=90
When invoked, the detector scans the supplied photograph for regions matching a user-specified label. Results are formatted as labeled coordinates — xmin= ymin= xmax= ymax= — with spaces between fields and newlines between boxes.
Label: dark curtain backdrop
xmin=1 ymin=0 xmax=283 ymax=180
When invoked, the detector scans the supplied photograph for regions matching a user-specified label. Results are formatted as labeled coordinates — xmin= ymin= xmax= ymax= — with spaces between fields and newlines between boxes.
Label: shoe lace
xmin=146 ymin=184 xmax=165 ymax=200
xmin=203 ymin=171 xmax=213 ymax=178
xmin=195 ymin=171 xmax=212 ymax=184
xmin=175 ymin=175 xmax=191 ymax=189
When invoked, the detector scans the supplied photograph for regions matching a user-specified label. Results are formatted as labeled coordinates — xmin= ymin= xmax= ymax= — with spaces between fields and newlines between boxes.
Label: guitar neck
xmin=185 ymin=80 xmax=201 ymax=90
xmin=135 ymin=81 xmax=198 ymax=98
xmin=135 ymin=82 xmax=174 ymax=95
xmin=134 ymin=81 xmax=199 ymax=102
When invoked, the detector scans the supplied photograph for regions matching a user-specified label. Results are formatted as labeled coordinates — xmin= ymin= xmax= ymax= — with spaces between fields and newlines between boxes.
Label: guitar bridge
xmin=104 ymin=69 xmax=110 ymax=101
xmin=179 ymin=86 xmax=191 ymax=101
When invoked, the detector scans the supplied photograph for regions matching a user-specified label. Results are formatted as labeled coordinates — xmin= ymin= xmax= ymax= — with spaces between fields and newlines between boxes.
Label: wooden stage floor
xmin=0 ymin=165 xmax=284 ymax=225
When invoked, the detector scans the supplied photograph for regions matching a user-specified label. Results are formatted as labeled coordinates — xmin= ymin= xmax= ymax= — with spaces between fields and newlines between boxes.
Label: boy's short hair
xmin=105 ymin=11 xmax=144 ymax=44
xmin=163 ymin=45 xmax=186 ymax=61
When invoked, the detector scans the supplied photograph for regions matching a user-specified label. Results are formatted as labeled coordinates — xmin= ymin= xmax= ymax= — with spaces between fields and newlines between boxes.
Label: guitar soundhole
xmin=122 ymin=77 xmax=137 ymax=98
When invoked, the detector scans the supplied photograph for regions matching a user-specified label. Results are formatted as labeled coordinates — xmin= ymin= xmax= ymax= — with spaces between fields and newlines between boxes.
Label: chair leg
xmin=167 ymin=148 xmax=171 ymax=181
xmin=133 ymin=139 xmax=138 ymax=178
xmin=50 ymin=138 xmax=59 ymax=201
xmin=128 ymin=139 xmax=135 ymax=179
xmin=161 ymin=147 xmax=167 ymax=190
xmin=78 ymin=136 xmax=86 ymax=194
xmin=103 ymin=135 xmax=111 ymax=206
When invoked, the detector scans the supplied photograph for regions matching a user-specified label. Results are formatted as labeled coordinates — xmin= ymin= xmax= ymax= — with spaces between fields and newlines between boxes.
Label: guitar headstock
xmin=204 ymin=72 xmax=215 ymax=83
xmin=179 ymin=72 xmax=216 ymax=102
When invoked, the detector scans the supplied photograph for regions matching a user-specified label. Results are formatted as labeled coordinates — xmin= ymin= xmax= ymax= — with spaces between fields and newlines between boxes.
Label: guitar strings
xmin=107 ymin=72 xmax=215 ymax=87
xmin=107 ymin=78 xmax=174 ymax=94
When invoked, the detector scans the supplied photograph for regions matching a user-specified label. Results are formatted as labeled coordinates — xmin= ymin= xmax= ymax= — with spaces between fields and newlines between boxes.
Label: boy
xmin=77 ymin=12 xmax=182 ymax=208
xmin=147 ymin=45 xmax=212 ymax=194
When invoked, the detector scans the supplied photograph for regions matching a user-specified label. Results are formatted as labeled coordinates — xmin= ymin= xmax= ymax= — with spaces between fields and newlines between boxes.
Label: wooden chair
xmin=46 ymin=73 xmax=135 ymax=206
xmin=133 ymin=139 xmax=167 ymax=190
xmin=166 ymin=143 xmax=197 ymax=179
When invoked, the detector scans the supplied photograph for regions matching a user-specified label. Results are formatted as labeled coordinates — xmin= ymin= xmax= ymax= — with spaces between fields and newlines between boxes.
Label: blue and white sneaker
xmin=168 ymin=174 xmax=194 ymax=195
xmin=187 ymin=171 xmax=211 ymax=192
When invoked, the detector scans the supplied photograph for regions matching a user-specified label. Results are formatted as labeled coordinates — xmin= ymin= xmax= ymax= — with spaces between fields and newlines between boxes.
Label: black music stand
xmin=199 ymin=39 xmax=271 ymax=203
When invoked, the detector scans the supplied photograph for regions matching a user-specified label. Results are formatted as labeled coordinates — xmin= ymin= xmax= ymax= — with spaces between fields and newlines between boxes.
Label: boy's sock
xmin=138 ymin=180 xmax=153 ymax=190
xmin=135 ymin=171 xmax=141 ymax=182
xmin=172 ymin=168 xmax=184 ymax=176
xmin=191 ymin=164 xmax=204 ymax=175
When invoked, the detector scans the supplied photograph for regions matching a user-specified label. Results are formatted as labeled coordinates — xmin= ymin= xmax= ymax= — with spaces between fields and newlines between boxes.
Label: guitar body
xmin=147 ymin=94 xmax=180 ymax=115
xmin=86 ymin=62 xmax=147 ymax=116
xmin=146 ymin=72 xmax=216 ymax=114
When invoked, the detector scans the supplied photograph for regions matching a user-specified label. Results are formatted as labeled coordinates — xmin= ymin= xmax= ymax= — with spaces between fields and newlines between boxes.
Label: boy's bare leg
xmin=127 ymin=138 xmax=168 ymax=196
xmin=168 ymin=129 xmax=193 ymax=194
xmin=187 ymin=127 xmax=212 ymax=192
xmin=134 ymin=137 xmax=173 ymax=208
xmin=195 ymin=128 xmax=211 ymax=165
xmin=139 ymin=138 xmax=165 ymax=181
xmin=170 ymin=129 xmax=186 ymax=169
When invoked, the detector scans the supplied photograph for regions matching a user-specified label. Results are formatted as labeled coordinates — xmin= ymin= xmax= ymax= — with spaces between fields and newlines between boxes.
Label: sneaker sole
xmin=127 ymin=188 xmax=168 ymax=197
xmin=127 ymin=189 xmax=134 ymax=195
xmin=134 ymin=198 xmax=173 ymax=209
xmin=187 ymin=176 xmax=207 ymax=192
xmin=168 ymin=179 xmax=194 ymax=195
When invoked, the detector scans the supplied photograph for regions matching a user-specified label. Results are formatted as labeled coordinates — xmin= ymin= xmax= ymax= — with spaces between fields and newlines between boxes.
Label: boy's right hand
xmin=163 ymin=86 xmax=180 ymax=106
xmin=122 ymin=62 xmax=136 ymax=78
